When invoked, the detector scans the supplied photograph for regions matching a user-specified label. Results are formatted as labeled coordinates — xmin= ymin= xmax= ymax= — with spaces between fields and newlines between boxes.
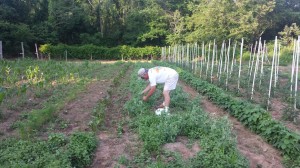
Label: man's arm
xmin=143 ymin=85 xmax=156 ymax=101
xmin=141 ymin=84 xmax=151 ymax=94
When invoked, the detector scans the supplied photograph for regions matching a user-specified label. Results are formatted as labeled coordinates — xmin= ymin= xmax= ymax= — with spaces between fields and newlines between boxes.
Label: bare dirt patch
xmin=56 ymin=79 xmax=111 ymax=135
xmin=269 ymin=98 xmax=300 ymax=133
xmin=163 ymin=136 xmax=201 ymax=160
xmin=92 ymin=127 xmax=140 ymax=168
xmin=179 ymin=81 xmax=284 ymax=168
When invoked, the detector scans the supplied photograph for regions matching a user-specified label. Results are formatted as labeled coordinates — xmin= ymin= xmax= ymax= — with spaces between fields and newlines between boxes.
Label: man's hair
xmin=138 ymin=68 xmax=148 ymax=77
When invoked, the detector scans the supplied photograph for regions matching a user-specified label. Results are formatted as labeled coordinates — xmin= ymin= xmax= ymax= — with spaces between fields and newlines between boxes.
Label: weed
xmin=59 ymin=120 xmax=69 ymax=129
xmin=118 ymin=155 xmax=129 ymax=165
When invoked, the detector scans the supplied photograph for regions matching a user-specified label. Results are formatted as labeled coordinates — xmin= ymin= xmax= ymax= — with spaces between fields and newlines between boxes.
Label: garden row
xmin=154 ymin=60 xmax=300 ymax=167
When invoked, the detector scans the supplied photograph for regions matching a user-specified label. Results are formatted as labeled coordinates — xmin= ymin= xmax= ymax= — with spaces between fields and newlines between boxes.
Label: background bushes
xmin=39 ymin=44 xmax=161 ymax=60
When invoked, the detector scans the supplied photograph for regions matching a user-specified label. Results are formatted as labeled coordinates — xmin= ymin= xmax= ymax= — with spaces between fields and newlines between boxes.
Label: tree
xmin=183 ymin=0 xmax=275 ymax=44
xmin=278 ymin=23 xmax=300 ymax=46
xmin=0 ymin=0 xmax=31 ymax=24
xmin=48 ymin=0 xmax=91 ymax=44
xmin=123 ymin=0 xmax=170 ymax=46
xmin=0 ymin=21 xmax=34 ymax=57
xmin=166 ymin=10 xmax=185 ymax=45
xmin=262 ymin=0 xmax=300 ymax=40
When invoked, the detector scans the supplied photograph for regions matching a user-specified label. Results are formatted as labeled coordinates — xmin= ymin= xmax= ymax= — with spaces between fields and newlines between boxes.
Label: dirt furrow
xmin=56 ymin=79 xmax=111 ymax=135
xmin=91 ymin=65 xmax=141 ymax=168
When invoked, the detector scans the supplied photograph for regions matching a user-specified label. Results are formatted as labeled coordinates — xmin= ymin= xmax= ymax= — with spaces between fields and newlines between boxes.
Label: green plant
xmin=67 ymin=132 xmax=97 ymax=168
xmin=48 ymin=133 xmax=68 ymax=150
xmin=0 ymin=131 xmax=97 ymax=168
xmin=19 ymin=106 xmax=56 ymax=138
xmin=88 ymin=99 xmax=107 ymax=132
xmin=118 ymin=155 xmax=129 ymax=165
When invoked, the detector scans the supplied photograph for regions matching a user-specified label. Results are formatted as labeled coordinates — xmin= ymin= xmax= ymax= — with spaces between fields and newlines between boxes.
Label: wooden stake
xmin=290 ymin=39 xmax=297 ymax=99
xmin=206 ymin=42 xmax=211 ymax=78
xmin=251 ymin=38 xmax=262 ymax=100
xmin=238 ymin=38 xmax=244 ymax=93
xmin=230 ymin=41 xmax=237 ymax=78
xmin=267 ymin=36 xmax=278 ymax=110
xmin=210 ymin=40 xmax=216 ymax=83
xmin=225 ymin=39 xmax=231 ymax=90
xmin=294 ymin=37 xmax=300 ymax=110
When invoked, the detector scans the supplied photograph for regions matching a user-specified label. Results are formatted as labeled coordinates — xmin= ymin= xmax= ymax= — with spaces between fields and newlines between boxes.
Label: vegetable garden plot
xmin=0 ymin=59 xmax=129 ymax=167
xmin=154 ymin=60 xmax=300 ymax=167
xmin=1 ymin=59 xmax=297 ymax=167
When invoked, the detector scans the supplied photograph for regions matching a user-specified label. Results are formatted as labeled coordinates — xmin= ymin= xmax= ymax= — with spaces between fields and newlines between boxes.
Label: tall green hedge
xmin=39 ymin=44 xmax=161 ymax=60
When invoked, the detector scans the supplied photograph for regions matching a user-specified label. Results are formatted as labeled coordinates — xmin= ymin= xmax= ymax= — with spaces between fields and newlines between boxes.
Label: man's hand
xmin=143 ymin=96 xmax=148 ymax=101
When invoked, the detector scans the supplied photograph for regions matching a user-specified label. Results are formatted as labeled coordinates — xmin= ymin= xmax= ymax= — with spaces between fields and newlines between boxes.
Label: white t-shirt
xmin=148 ymin=66 xmax=177 ymax=87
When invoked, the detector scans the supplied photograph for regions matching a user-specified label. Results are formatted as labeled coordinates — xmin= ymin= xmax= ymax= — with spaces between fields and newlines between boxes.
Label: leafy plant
xmin=67 ymin=132 xmax=97 ymax=168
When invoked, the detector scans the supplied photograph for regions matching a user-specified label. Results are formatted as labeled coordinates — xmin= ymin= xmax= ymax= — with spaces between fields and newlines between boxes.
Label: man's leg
xmin=160 ymin=73 xmax=178 ymax=110
xmin=163 ymin=90 xmax=170 ymax=107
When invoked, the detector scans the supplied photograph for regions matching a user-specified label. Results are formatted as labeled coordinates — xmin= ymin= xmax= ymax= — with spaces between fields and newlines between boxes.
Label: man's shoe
xmin=155 ymin=107 xmax=170 ymax=115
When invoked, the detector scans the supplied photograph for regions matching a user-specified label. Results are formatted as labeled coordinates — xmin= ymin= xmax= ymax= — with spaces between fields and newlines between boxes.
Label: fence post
xmin=35 ymin=43 xmax=39 ymax=59
xmin=21 ymin=42 xmax=25 ymax=59
xmin=65 ymin=50 xmax=68 ymax=61
xmin=0 ymin=41 xmax=3 ymax=59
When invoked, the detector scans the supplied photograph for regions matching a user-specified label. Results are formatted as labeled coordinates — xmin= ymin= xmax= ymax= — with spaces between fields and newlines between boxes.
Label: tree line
xmin=0 ymin=0 xmax=299 ymax=57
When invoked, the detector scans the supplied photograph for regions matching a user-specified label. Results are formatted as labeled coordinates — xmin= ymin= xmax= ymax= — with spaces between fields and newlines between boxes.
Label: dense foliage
xmin=39 ymin=44 xmax=161 ymax=60
xmin=0 ymin=132 xmax=97 ymax=168
xmin=0 ymin=0 xmax=299 ymax=57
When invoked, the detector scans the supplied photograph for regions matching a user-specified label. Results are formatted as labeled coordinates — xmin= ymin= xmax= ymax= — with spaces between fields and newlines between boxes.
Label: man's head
xmin=138 ymin=68 xmax=148 ymax=80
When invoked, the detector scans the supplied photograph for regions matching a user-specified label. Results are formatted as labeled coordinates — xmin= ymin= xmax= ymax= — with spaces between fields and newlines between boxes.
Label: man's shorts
xmin=164 ymin=73 xmax=179 ymax=91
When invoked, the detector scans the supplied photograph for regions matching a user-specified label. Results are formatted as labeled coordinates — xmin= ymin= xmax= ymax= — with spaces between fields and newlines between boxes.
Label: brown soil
xmin=269 ymin=98 xmax=300 ymax=133
xmin=54 ymin=79 xmax=112 ymax=135
xmin=178 ymin=81 xmax=284 ymax=168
